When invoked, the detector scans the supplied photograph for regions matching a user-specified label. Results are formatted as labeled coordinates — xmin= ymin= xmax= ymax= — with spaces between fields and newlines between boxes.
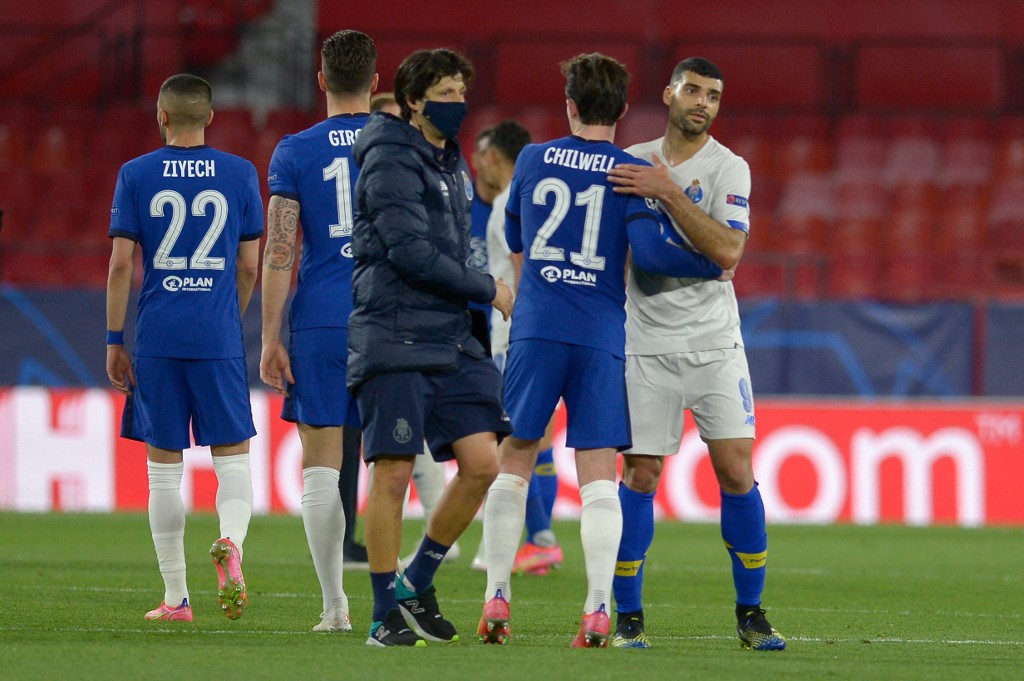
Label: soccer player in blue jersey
xmin=259 ymin=29 xmax=378 ymax=633
xmin=349 ymin=48 xmax=515 ymax=648
xmin=479 ymin=53 xmax=724 ymax=648
xmin=607 ymin=57 xmax=787 ymax=651
xmin=105 ymin=74 xmax=262 ymax=623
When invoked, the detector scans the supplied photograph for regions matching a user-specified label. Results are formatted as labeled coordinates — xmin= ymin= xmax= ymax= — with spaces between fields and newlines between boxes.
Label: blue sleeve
xmin=241 ymin=163 xmax=265 ymax=240
xmin=267 ymin=136 xmax=297 ymax=198
xmin=108 ymin=165 xmax=139 ymax=241
xmin=504 ymin=167 xmax=523 ymax=254
xmin=627 ymin=213 xmax=723 ymax=279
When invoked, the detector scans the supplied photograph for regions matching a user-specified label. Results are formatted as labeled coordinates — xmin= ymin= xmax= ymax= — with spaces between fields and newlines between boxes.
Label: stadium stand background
xmin=1 ymin=0 xmax=1023 ymax=396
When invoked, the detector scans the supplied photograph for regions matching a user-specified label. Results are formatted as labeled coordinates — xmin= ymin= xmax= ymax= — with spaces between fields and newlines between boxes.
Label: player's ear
xmin=618 ymin=103 xmax=629 ymax=122
xmin=317 ymin=71 xmax=328 ymax=94
xmin=205 ymin=109 xmax=214 ymax=128
xmin=370 ymin=72 xmax=379 ymax=94
xmin=662 ymin=86 xmax=673 ymax=106
xmin=566 ymin=99 xmax=579 ymax=122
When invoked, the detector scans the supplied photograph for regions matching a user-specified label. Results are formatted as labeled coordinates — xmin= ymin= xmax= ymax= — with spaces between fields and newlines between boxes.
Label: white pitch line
xmin=0 ymin=626 xmax=1020 ymax=647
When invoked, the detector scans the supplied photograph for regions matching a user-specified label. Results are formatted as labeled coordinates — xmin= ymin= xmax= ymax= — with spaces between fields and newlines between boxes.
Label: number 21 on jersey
xmin=528 ymin=178 xmax=606 ymax=271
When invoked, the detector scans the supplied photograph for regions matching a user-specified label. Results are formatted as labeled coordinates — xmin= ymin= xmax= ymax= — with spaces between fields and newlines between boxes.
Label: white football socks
xmin=579 ymin=479 xmax=621 ymax=614
xmin=484 ymin=473 xmax=529 ymax=602
xmin=147 ymin=460 xmax=188 ymax=606
xmin=412 ymin=452 xmax=446 ymax=519
xmin=212 ymin=453 xmax=253 ymax=559
xmin=301 ymin=466 xmax=348 ymax=613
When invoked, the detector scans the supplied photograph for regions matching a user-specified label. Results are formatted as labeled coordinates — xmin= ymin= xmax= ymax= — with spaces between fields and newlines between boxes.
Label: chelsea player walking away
xmin=608 ymin=56 xmax=786 ymax=651
xmin=106 ymin=74 xmax=262 ymax=623
xmin=260 ymin=29 xmax=378 ymax=634
xmin=479 ymin=53 xmax=723 ymax=648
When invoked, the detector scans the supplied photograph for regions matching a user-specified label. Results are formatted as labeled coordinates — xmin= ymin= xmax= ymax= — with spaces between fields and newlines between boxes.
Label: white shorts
xmin=624 ymin=347 xmax=756 ymax=456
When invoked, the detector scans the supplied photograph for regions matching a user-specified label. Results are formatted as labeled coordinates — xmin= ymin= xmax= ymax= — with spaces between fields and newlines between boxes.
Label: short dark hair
xmin=670 ymin=57 xmax=724 ymax=86
xmin=321 ymin=30 xmax=376 ymax=95
xmin=561 ymin=53 xmax=628 ymax=126
xmin=394 ymin=48 xmax=474 ymax=121
xmin=369 ymin=92 xmax=397 ymax=112
xmin=158 ymin=74 xmax=212 ymax=128
xmin=488 ymin=120 xmax=531 ymax=163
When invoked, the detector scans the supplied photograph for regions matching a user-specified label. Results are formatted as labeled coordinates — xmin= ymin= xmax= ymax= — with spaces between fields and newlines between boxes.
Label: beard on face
xmin=670 ymin=106 xmax=713 ymax=136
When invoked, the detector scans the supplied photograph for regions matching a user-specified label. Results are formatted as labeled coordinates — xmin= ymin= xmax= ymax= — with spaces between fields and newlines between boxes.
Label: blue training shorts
xmin=503 ymin=338 xmax=631 ymax=451
xmin=122 ymin=355 xmax=256 ymax=451
xmin=281 ymin=327 xmax=360 ymax=428
xmin=356 ymin=352 xmax=512 ymax=463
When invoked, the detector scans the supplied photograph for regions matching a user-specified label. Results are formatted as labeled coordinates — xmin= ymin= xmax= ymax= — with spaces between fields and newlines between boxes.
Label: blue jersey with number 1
xmin=109 ymin=145 xmax=263 ymax=359
xmin=505 ymin=135 xmax=662 ymax=358
xmin=268 ymin=113 xmax=369 ymax=331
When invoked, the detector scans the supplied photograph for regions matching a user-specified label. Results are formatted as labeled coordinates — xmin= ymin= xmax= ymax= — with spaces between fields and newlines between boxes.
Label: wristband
xmin=106 ymin=330 xmax=125 ymax=345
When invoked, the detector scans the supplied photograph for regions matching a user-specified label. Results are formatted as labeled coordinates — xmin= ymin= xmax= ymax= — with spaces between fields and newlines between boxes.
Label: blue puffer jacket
xmin=347 ymin=112 xmax=497 ymax=390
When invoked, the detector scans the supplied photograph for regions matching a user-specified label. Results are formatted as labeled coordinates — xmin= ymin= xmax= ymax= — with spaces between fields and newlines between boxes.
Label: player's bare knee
xmin=622 ymin=455 xmax=662 ymax=494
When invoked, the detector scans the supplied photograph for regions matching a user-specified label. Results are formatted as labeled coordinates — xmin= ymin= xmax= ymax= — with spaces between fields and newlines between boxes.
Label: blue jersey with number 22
xmin=109 ymin=145 xmax=264 ymax=359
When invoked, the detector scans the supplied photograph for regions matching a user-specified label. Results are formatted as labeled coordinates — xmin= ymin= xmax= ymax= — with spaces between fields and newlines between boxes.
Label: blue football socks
xmin=525 ymin=447 xmax=557 ymax=543
xmin=612 ymin=482 xmax=656 ymax=613
xmin=721 ymin=482 xmax=768 ymax=607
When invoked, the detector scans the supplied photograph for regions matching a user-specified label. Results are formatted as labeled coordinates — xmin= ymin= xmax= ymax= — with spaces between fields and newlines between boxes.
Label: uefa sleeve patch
xmin=726 ymin=194 xmax=749 ymax=208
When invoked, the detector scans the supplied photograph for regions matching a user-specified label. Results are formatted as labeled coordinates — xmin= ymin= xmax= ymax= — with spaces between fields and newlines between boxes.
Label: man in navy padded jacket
xmin=349 ymin=47 xmax=514 ymax=648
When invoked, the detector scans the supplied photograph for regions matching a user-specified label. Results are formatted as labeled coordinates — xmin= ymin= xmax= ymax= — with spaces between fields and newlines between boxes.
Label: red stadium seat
xmin=828 ymin=254 xmax=882 ymax=299
xmin=30 ymin=123 xmax=84 ymax=176
xmin=510 ymin=105 xmax=566 ymax=144
xmin=494 ymin=41 xmax=643 ymax=105
xmin=731 ymin=255 xmax=787 ymax=299
xmin=204 ymin=108 xmax=256 ymax=158
xmin=936 ymin=192 xmax=988 ymax=257
xmin=669 ymin=44 xmax=824 ymax=109
xmin=617 ymin=104 xmax=666 ymax=150
xmin=987 ymin=177 xmax=1024 ymax=245
xmin=993 ymin=133 xmax=1024 ymax=181
xmin=883 ymin=135 xmax=941 ymax=188
xmin=882 ymin=255 xmax=933 ymax=302
xmin=885 ymin=192 xmax=937 ymax=256
xmin=832 ymin=215 xmax=883 ymax=258
xmin=775 ymin=173 xmax=834 ymax=255
xmin=775 ymin=122 xmax=832 ymax=182
xmin=0 ymin=250 xmax=67 ymax=286
xmin=940 ymin=136 xmax=995 ymax=188
xmin=855 ymin=45 xmax=1003 ymax=110
xmin=833 ymin=135 xmax=887 ymax=185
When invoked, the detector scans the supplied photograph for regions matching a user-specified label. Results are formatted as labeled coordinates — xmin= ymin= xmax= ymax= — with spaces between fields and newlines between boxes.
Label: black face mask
xmin=423 ymin=100 xmax=468 ymax=140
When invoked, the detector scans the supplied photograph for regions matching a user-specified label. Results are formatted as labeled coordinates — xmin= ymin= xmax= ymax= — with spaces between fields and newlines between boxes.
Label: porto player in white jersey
xmin=479 ymin=53 xmax=723 ymax=648
xmin=106 ymin=74 xmax=263 ymax=624
xmin=608 ymin=56 xmax=787 ymax=651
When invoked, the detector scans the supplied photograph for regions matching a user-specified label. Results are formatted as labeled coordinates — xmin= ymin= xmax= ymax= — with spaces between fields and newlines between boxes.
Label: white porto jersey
xmin=624 ymin=136 xmax=751 ymax=355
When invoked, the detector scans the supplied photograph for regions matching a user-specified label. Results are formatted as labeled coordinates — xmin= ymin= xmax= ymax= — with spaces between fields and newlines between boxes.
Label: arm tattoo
xmin=265 ymin=196 xmax=300 ymax=271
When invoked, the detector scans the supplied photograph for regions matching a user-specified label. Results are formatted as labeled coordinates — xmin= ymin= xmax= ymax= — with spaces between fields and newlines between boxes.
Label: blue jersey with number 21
xmin=506 ymin=135 xmax=663 ymax=358
xmin=109 ymin=145 xmax=264 ymax=359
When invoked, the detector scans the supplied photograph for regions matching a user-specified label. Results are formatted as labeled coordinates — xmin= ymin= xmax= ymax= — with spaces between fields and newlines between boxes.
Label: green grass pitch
xmin=1 ymin=512 xmax=1020 ymax=680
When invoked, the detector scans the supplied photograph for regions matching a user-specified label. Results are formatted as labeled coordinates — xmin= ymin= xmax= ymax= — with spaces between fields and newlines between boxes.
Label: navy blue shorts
xmin=356 ymin=353 xmax=511 ymax=463
xmin=503 ymin=338 xmax=631 ymax=451
xmin=122 ymin=355 xmax=256 ymax=451
xmin=281 ymin=327 xmax=360 ymax=428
